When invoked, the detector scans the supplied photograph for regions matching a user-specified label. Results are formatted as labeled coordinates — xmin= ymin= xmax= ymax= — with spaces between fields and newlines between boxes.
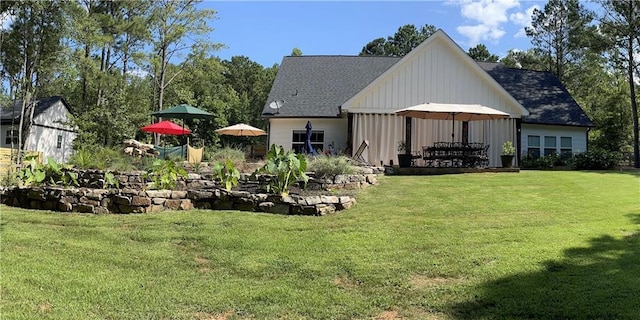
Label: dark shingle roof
xmin=262 ymin=55 xmax=400 ymax=118
xmin=0 ymin=96 xmax=71 ymax=124
xmin=477 ymin=62 xmax=593 ymax=127
xmin=263 ymin=56 xmax=593 ymax=127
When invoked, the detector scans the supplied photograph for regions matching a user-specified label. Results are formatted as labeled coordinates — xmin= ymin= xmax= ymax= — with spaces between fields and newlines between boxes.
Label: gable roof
xmin=477 ymin=62 xmax=594 ymax=127
xmin=342 ymin=30 xmax=530 ymax=116
xmin=262 ymin=55 xmax=399 ymax=118
xmin=0 ymin=96 xmax=72 ymax=125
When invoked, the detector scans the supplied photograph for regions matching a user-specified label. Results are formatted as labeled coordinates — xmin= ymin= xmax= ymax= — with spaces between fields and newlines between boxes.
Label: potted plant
xmin=397 ymin=140 xmax=413 ymax=168
xmin=501 ymin=140 xmax=515 ymax=168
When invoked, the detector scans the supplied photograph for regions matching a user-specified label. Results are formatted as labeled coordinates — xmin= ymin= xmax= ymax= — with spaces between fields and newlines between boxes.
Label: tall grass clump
xmin=69 ymin=146 xmax=138 ymax=171
xmin=206 ymin=146 xmax=246 ymax=167
xmin=308 ymin=155 xmax=358 ymax=178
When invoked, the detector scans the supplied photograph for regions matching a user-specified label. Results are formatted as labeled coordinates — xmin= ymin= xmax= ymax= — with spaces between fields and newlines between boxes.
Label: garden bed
xmin=1 ymin=168 xmax=383 ymax=216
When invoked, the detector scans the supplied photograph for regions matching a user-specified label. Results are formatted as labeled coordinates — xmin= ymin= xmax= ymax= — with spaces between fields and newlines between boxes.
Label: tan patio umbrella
xmin=395 ymin=103 xmax=510 ymax=141
xmin=215 ymin=123 xmax=266 ymax=137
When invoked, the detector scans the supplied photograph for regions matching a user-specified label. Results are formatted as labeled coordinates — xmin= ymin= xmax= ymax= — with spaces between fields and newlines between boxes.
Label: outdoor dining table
xmin=422 ymin=142 xmax=487 ymax=168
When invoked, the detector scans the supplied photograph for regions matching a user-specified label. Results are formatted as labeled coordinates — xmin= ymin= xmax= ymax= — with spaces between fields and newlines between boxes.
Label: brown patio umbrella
xmin=215 ymin=123 xmax=266 ymax=137
xmin=395 ymin=103 xmax=510 ymax=141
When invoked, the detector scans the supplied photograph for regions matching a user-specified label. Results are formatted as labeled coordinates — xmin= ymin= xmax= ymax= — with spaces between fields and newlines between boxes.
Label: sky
xmin=204 ymin=0 xmax=546 ymax=67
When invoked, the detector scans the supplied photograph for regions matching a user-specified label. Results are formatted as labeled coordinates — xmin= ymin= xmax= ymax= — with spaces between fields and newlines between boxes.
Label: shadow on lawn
xmin=450 ymin=213 xmax=640 ymax=319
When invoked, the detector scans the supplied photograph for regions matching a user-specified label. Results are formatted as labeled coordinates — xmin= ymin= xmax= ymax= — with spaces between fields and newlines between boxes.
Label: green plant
xmin=14 ymin=155 xmax=46 ymax=187
xmin=213 ymin=159 xmax=240 ymax=191
xmin=254 ymin=144 xmax=309 ymax=196
xmin=14 ymin=156 xmax=78 ymax=187
xmin=143 ymin=159 xmax=188 ymax=190
xmin=308 ymin=155 xmax=357 ymax=178
xmin=0 ymin=166 xmax=19 ymax=187
xmin=502 ymin=141 xmax=515 ymax=155
xmin=68 ymin=147 xmax=94 ymax=169
xmin=397 ymin=140 xmax=408 ymax=153
xmin=102 ymin=171 xmax=120 ymax=189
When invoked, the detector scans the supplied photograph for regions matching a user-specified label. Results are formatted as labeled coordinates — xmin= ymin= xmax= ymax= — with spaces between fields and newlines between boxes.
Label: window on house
xmin=527 ymin=135 xmax=540 ymax=158
xmin=544 ymin=136 xmax=557 ymax=156
xmin=560 ymin=137 xmax=572 ymax=158
xmin=57 ymin=135 xmax=63 ymax=149
xmin=5 ymin=129 xmax=18 ymax=145
xmin=292 ymin=130 xmax=324 ymax=154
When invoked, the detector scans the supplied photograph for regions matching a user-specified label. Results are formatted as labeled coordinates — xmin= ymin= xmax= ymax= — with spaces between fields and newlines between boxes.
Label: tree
xmin=360 ymin=24 xmax=437 ymax=57
xmin=499 ymin=49 xmax=545 ymax=70
xmin=147 ymin=0 xmax=218 ymax=115
xmin=222 ymin=56 xmax=277 ymax=129
xmin=598 ymin=0 xmax=640 ymax=167
xmin=525 ymin=0 xmax=597 ymax=83
xmin=467 ymin=44 xmax=499 ymax=62
xmin=291 ymin=47 xmax=302 ymax=56
xmin=0 ymin=0 xmax=69 ymax=163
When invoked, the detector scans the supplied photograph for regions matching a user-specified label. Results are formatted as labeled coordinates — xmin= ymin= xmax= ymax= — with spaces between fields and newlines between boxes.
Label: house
xmin=262 ymin=30 xmax=593 ymax=167
xmin=0 ymin=96 xmax=76 ymax=163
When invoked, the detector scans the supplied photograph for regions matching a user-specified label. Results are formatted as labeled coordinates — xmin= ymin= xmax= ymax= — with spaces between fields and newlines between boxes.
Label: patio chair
xmin=479 ymin=144 xmax=490 ymax=167
xmin=352 ymin=140 xmax=370 ymax=165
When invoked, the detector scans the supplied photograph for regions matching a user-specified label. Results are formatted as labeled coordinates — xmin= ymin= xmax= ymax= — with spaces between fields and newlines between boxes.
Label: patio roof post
xmin=405 ymin=117 xmax=412 ymax=155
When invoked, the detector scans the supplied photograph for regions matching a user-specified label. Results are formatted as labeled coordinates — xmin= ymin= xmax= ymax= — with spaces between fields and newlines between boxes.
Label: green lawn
xmin=1 ymin=170 xmax=639 ymax=320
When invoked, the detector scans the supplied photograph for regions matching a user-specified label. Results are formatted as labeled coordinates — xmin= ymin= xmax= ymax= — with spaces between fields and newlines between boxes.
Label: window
xmin=5 ymin=130 xmax=18 ymax=145
xmin=544 ymin=136 xmax=557 ymax=156
xmin=560 ymin=136 xmax=572 ymax=158
xmin=527 ymin=135 xmax=540 ymax=158
xmin=292 ymin=130 xmax=324 ymax=154
xmin=57 ymin=135 xmax=63 ymax=149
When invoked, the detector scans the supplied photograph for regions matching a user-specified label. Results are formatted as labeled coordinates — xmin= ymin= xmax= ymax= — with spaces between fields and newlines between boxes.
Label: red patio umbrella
xmin=141 ymin=120 xmax=191 ymax=135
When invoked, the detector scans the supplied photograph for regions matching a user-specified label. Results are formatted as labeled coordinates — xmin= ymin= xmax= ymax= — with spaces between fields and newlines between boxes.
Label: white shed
xmin=1 ymin=96 xmax=76 ymax=163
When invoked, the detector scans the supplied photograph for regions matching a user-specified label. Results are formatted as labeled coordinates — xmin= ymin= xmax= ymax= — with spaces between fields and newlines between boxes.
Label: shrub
xmin=570 ymin=150 xmax=619 ymax=170
xmin=254 ymin=144 xmax=309 ymax=196
xmin=308 ymin=155 xmax=357 ymax=178
xmin=520 ymin=154 xmax=569 ymax=169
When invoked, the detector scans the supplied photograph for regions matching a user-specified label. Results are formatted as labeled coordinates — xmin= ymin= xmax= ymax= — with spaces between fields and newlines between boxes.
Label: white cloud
xmin=451 ymin=0 xmax=521 ymax=45
xmin=510 ymin=4 xmax=539 ymax=38
xmin=0 ymin=12 xmax=15 ymax=31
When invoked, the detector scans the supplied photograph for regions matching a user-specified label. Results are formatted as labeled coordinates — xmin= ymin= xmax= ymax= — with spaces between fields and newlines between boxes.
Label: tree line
xmin=1 ymin=0 xmax=637 ymax=167
xmin=0 ymin=0 xmax=277 ymax=152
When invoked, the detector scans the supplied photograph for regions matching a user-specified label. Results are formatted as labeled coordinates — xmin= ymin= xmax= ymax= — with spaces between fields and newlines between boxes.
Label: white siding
xmin=343 ymin=36 xmax=523 ymax=116
xmin=268 ymin=117 xmax=348 ymax=153
xmin=521 ymin=124 xmax=589 ymax=156
xmin=1 ymin=100 xmax=76 ymax=163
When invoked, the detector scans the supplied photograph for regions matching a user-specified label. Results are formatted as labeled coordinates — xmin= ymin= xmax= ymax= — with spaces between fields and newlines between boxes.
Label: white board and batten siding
xmin=521 ymin=124 xmax=588 ymax=156
xmin=342 ymin=31 xmax=528 ymax=166
xmin=268 ymin=117 xmax=348 ymax=153
xmin=1 ymin=99 xmax=76 ymax=163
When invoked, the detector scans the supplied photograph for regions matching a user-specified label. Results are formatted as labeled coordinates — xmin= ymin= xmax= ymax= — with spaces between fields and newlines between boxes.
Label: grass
xmin=1 ymin=170 xmax=639 ymax=319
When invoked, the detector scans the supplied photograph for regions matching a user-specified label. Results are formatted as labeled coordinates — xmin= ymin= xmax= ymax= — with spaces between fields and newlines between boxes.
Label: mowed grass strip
xmin=1 ymin=170 xmax=638 ymax=319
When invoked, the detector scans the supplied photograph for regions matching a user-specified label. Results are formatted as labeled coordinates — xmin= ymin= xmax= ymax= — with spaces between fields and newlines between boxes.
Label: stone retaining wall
xmin=72 ymin=168 xmax=382 ymax=192
xmin=2 ymin=186 xmax=357 ymax=216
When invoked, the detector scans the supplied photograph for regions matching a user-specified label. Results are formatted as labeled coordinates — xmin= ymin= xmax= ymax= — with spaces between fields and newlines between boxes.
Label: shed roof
xmin=0 ymin=96 xmax=72 ymax=125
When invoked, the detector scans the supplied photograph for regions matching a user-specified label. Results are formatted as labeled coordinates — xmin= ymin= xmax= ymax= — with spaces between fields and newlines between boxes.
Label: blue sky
xmin=204 ymin=1 xmax=546 ymax=67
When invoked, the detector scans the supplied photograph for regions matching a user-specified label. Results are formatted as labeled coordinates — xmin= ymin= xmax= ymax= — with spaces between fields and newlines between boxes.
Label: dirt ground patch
xmin=409 ymin=274 xmax=463 ymax=289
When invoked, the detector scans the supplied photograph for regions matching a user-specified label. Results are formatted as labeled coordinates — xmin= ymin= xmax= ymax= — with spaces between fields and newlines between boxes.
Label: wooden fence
xmin=0 ymin=148 xmax=43 ymax=176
